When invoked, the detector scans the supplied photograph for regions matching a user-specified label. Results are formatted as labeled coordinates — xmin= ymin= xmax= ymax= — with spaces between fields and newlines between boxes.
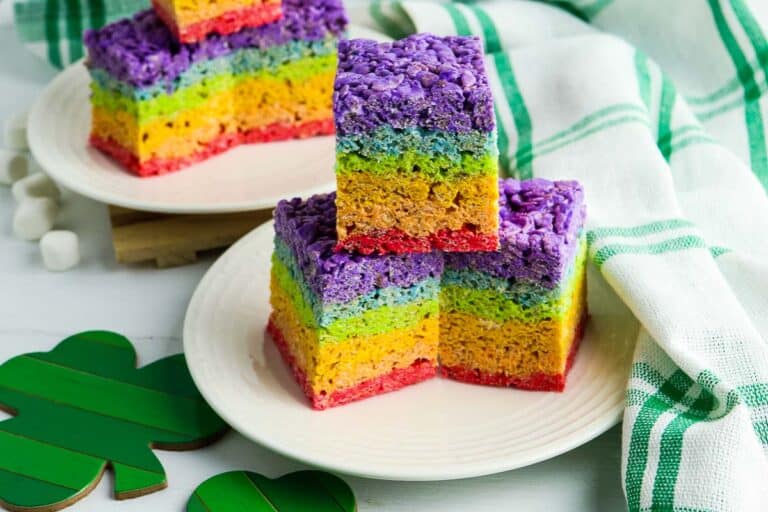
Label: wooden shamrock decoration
xmin=0 ymin=331 xmax=228 ymax=512
xmin=187 ymin=470 xmax=357 ymax=512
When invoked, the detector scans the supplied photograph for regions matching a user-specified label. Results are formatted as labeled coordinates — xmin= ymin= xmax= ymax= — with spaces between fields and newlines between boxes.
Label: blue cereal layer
xmin=336 ymin=126 xmax=497 ymax=160
xmin=274 ymin=236 xmax=439 ymax=326
xmin=440 ymin=237 xmax=587 ymax=323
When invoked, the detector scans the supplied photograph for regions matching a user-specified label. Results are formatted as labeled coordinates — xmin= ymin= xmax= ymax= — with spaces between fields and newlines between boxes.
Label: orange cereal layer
xmin=439 ymin=259 xmax=587 ymax=383
xmin=268 ymin=318 xmax=437 ymax=410
xmin=335 ymin=172 xmax=499 ymax=240
xmin=91 ymin=70 xmax=334 ymax=163
xmin=269 ymin=274 xmax=439 ymax=397
xmin=152 ymin=0 xmax=278 ymax=27
xmin=440 ymin=315 xmax=586 ymax=391
xmin=91 ymin=119 xmax=333 ymax=177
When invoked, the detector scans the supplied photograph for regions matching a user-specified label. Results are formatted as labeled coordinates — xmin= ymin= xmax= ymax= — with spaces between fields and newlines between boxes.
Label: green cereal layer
xmin=335 ymin=151 xmax=498 ymax=181
xmin=440 ymin=239 xmax=587 ymax=323
xmin=440 ymin=271 xmax=579 ymax=323
xmin=272 ymin=254 xmax=438 ymax=344
xmin=90 ymin=53 xmax=336 ymax=122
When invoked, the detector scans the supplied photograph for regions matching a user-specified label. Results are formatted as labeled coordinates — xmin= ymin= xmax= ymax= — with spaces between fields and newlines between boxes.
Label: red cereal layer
xmin=439 ymin=313 xmax=587 ymax=392
xmin=90 ymin=118 xmax=334 ymax=177
xmin=152 ymin=0 xmax=282 ymax=44
xmin=335 ymin=227 xmax=499 ymax=256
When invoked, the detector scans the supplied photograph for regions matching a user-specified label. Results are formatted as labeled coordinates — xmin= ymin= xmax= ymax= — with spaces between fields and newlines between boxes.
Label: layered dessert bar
xmin=333 ymin=34 xmax=499 ymax=255
xmin=152 ymin=0 xmax=282 ymax=43
xmin=268 ymin=193 xmax=442 ymax=409
xmin=440 ymin=178 xmax=587 ymax=391
xmin=85 ymin=0 xmax=347 ymax=177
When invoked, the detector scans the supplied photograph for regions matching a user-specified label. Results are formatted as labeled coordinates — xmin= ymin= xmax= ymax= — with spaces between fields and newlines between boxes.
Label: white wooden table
xmin=0 ymin=14 xmax=626 ymax=511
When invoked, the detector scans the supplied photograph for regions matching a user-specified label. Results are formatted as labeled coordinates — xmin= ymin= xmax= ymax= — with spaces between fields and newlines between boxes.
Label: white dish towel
xmin=370 ymin=1 xmax=768 ymax=511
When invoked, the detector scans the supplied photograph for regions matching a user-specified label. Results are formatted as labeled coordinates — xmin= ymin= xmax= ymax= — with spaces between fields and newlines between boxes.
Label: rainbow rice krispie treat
xmin=333 ymin=34 xmax=499 ymax=255
xmin=268 ymin=193 xmax=442 ymax=409
xmin=440 ymin=179 xmax=587 ymax=391
xmin=152 ymin=0 xmax=282 ymax=44
xmin=84 ymin=0 xmax=347 ymax=177
xmin=440 ymin=178 xmax=587 ymax=391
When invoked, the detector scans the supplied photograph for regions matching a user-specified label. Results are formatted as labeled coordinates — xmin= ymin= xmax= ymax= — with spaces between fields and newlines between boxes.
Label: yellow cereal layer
xmin=91 ymin=70 xmax=334 ymax=162
xmin=439 ymin=261 xmax=586 ymax=377
xmin=336 ymin=172 xmax=499 ymax=239
xmin=270 ymin=277 xmax=439 ymax=395
xmin=155 ymin=0 xmax=276 ymax=25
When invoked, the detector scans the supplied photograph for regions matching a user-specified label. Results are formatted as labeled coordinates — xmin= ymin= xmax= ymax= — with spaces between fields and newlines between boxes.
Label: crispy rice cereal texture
xmin=333 ymin=34 xmax=500 ymax=255
xmin=269 ymin=178 xmax=588 ymax=408
xmin=84 ymin=0 xmax=347 ymax=176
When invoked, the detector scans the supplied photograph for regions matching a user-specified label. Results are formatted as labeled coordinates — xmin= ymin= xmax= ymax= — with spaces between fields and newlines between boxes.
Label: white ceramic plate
xmin=184 ymin=221 xmax=638 ymax=481
xmin=27 ymin=26 xmax=388 ymax=214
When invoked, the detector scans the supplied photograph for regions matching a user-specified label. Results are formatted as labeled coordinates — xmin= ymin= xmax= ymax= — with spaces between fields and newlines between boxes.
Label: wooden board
xmin=109 ymin=206 xmax=272 ymax=268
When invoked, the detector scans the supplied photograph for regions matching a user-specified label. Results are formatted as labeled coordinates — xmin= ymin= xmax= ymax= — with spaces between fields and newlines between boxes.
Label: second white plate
xmin=183 ymin=221 xmax=638 ymax=481
xmin=27 ymin=26 xmax=388 ymax=214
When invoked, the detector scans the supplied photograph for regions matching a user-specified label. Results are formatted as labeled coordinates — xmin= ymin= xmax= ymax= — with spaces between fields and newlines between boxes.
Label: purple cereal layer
xmin=274 ymin=193 xmax=443 ymax=304
xmin=445 ymin=178 xmax=586 ymax=287
xmin=84 ymin=0 xmax=347 ymax=89
xmin=333 ymin=34 xmax=495 ymax=135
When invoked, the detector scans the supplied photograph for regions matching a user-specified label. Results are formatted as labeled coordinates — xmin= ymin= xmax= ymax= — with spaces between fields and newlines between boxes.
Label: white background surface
xmin=0 ymin=15 xmax=626 ymax=512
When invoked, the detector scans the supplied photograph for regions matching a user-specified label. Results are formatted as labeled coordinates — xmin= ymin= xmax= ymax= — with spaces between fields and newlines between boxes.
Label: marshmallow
xmin=0 ymin=150 xmax=28 ymax=185
xmin=13 ymin=197 xmax=58 ymax=241
xmin=4 ymin=111 xmax=29 ymax=150
xmin=12 ymin=173 xmax=60 ymax=202
xmin=28 ymin=157 xmax=45 ymax=175
xmin=40 ymin=231 xmax=80 ymax=271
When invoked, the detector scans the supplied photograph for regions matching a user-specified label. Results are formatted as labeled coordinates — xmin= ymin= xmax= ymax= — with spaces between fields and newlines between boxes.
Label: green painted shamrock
xmin=0 ymin=331 xmax=228 ymax=512
xmin=187 ymin=470 xmax=357 ymax=512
